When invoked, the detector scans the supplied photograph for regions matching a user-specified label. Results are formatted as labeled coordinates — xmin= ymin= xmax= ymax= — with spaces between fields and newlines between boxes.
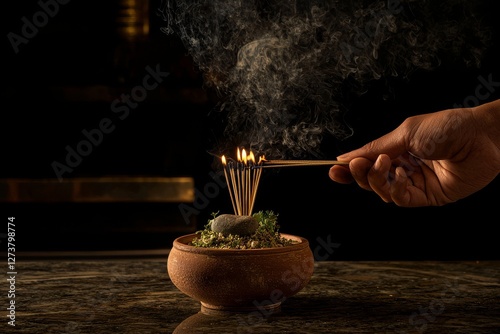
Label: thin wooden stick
xmin=257 ymin=160 xmax=349 ymax=168
xmin=220 ymin=151 xmax=348 ymax=215
xmin=229 ymin=164 xmax=241 ymax=215
xmin=246 ymin=166 xmax=250 ymax=215
xmin=223 ymin=164 xmax=237 ymax=215
xmin=249 ymin=164 xmax=261 ymax=214
xmin=236 ymin=163 xmax=243 ymax=215
xmin=221 ymin=149 xmax=265 ymax=216
xmin=263 ymin=159 xmax=349 ymax=165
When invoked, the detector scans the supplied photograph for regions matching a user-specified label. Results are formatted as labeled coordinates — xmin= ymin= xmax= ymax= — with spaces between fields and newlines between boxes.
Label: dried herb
xmin=190 ymin=210 xmax=296 ymax=249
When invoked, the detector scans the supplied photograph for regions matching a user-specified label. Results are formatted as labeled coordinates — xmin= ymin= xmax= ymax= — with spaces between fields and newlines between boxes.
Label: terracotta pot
xmin=167 ymin=233 xmax=314 ymax=314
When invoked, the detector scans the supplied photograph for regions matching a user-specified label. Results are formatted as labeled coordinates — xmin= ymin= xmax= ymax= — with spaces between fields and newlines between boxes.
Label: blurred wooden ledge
xmin=0 ymin=177 xmax=195 ymax=203
xmin=16 ymin=248 xmax=171 ymax=259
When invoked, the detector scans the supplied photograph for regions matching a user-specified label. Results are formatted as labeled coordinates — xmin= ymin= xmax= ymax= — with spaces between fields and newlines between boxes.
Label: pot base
xmin=168 ymin=233 xmax=314 ymax=317
xmin=200 ymin=302 xmax=282 ymax=315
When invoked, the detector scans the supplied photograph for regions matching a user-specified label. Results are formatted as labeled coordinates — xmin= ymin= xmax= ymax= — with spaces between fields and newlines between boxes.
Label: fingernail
xmin=337 ymin=154 xmax=350 ymax=161
xmin=395 ymin=167 xmax=406 ymax=182
xmin=373 ymin=155 xmax=382 ymax=171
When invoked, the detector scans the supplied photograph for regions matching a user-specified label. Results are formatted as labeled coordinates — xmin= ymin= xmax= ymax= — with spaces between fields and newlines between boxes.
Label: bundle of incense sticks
xmin=257 ymin=159 xmax=349 ymax=168
xmin=220 ymin=150 xmax=348 ymax=215
xmin=221 ymin=148 xmax=264 ymax=216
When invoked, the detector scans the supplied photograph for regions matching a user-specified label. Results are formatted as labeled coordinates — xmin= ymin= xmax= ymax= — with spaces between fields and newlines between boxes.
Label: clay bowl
xmin=167 ymin=233 xmax=314 ymax=314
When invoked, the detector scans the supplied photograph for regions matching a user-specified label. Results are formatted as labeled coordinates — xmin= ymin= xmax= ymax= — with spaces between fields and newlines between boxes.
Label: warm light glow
xmin=221 ymin=147 xmax=265 ymax=216
xmin=248 ymin=151 xmax=255 ymax=164
xmin=241 ymin=149 xmax=247 ymax=165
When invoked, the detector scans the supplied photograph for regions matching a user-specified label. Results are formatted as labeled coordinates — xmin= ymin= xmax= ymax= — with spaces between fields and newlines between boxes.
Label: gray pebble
xmin=211 ymin=214 xmax=259 ymax=236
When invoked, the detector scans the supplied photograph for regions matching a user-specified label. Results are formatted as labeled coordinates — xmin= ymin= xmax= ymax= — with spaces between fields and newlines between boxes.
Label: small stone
xmin=211 ymin=214 xmax=259 ymax=236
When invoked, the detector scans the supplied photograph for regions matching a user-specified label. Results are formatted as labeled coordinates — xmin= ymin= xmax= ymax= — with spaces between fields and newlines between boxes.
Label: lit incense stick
xmin=221 ymin=148 xmax=264 ymax=216
xmin=256 ymin=159 xmax=349 ymax=168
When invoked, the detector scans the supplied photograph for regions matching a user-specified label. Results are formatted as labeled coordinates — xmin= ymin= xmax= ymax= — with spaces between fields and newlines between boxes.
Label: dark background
xmin=1 ymin=0 xmax=499 ymax=260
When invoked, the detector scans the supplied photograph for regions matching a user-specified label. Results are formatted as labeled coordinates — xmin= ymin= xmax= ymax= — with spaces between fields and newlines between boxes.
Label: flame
xmin=221 ymin=147 xmax=264 ymax=216
xmin=249 ymin=151 xmax=255 ymax=164
xmin=222 ymin=148 xmax=264 ymax=166
xmin=241 ymin=148 xmax=247 ymax=165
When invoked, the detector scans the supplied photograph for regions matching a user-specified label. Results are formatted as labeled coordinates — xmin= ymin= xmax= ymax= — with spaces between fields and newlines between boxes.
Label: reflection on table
xmin=15 ymin=257 xmax=500 ymax=334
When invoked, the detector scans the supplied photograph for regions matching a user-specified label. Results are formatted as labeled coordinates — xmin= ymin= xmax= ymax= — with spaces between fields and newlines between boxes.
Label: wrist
xmin=473 ymin=99 xmax=500 ymax=172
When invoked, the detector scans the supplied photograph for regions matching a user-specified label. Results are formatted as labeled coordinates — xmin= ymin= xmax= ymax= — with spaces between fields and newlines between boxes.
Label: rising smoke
xmin=158 ymin=0 xmax=491 ymax=159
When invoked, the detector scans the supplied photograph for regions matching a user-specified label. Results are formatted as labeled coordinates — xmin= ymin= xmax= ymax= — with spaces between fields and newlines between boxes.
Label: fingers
xmin=330 ymin=151 xmax=432 ymax=207
xmin=349 ymin=157 xmax=379 ymax=192
xmin=346 ymin=154 xmax=417 ymax=205
xmin=329 ymin=156 xmax=380 ymax=191
xmin=328 ymin=165 xmax=354 ymax=184
xmin=366 ymin=154 xmax=394 ymax=202
xmin=391 ymin=166 xmax=412 ymax=206
xmin=354 ymin=155 xmax=428 ymax=207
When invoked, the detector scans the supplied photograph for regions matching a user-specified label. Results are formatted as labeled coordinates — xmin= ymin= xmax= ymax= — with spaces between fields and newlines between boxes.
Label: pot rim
xmin=171 ymin=233 xmax=310 ymax=256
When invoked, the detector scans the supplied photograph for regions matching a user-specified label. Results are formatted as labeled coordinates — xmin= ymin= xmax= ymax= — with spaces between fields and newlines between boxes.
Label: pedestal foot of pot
xmin=200 ymin=302 xmax=282 ymax=316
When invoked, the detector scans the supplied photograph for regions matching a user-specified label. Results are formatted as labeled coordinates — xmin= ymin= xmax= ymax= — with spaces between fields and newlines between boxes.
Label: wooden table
xmin=11 ymin=256 xmax=500 ymax=333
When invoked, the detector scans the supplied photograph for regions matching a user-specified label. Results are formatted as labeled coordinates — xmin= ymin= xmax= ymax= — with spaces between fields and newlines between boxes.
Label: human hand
xmin=329 ymin=99 xmax=500 ymax=207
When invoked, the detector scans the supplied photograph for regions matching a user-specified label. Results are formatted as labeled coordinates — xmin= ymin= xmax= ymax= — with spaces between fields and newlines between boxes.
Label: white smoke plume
xmin=158 ymin=0 xmax=491 ymax=159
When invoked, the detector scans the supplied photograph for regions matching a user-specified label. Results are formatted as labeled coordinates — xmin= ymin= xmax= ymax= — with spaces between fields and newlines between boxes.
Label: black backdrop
xmin=1 ymin=0 xmax=499 ymax=260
